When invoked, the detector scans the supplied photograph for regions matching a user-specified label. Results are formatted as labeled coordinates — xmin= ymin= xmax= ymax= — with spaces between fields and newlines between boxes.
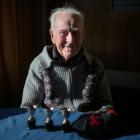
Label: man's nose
xmin=66 ymin=32 xmax=75 ymax=44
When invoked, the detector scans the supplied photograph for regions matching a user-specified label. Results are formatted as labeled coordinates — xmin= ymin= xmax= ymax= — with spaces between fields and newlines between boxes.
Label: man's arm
xmin=20 ymin=57 xmax=45 ymax=108
xmin=94 ymin=69 xmax=113 ymax=107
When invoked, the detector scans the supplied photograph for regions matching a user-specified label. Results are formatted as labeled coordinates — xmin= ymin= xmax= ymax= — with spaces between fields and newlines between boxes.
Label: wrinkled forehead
xmin=54 ymin=13 xmax=83 ymax=30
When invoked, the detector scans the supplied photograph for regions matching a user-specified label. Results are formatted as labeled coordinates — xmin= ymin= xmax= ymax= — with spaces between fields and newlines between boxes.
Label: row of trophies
xmin=27 ymin=105 xmax=71 ymax=132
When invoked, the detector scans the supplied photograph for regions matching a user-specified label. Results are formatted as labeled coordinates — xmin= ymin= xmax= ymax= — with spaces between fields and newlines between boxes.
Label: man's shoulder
xmin=29 ymin=55 xmax=41 ymax=72
xmin=92 ymin=56 xmax=104 ymax=67
xmin=29 ymin=45 xmax=53 ymax=69
xmin=84 ymin=49 xmax=104 ymax=68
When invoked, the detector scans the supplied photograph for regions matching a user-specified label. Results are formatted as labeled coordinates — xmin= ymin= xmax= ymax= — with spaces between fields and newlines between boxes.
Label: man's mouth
xmin=62 ymin=45 xmax=74 ymax=49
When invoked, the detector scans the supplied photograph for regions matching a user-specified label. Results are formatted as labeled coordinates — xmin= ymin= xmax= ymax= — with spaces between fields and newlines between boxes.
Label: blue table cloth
xmin=0 ymin=108 xmax=140 ymax=140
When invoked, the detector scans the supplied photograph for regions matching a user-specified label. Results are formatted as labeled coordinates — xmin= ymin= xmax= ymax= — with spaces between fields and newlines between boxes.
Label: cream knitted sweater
xmin=21 ymin=45 xmax=112 ymax=111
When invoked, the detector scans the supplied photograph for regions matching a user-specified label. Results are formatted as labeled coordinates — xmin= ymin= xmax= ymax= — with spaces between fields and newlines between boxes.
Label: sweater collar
xmin=40 ymin=45 xmax=94 ymax=69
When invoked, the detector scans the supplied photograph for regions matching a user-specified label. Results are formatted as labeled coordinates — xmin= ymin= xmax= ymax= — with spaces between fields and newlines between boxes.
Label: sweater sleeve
xmin=20 ymin=57 xmax=45 ymax=108
xmin=93 ymin=57 xmax=113 ymax=107
xmin=95 ymin=70 xmax=113 ymax=106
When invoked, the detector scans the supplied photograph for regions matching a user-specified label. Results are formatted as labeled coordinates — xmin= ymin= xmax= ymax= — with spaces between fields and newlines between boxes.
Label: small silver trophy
xmin=61 ymin=107 xmax=71 ymax=132
xmin=27 ymin=105 xmax=37 ymax=129
xmin=44 ymin=107 xmax=54 ymax=131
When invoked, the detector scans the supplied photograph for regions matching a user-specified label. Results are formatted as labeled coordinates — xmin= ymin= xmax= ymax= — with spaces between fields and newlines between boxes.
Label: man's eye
xmin=73 ymin=31 xmax=80 ymax=37
xmin=59 ymin=32 xmax=67 ymax=37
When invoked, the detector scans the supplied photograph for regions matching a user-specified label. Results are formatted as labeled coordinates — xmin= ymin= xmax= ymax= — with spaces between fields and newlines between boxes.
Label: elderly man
xmin=21 ymin=6 xmax=113 ymax=112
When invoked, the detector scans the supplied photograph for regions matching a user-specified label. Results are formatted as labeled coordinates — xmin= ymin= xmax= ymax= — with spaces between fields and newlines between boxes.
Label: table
xmin=0 ymin=108 xmax=140 ymax=140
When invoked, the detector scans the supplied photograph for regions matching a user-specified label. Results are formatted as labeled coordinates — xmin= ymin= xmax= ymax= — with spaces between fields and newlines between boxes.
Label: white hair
xmin=49 ymin=6 xmax=84 ymax=30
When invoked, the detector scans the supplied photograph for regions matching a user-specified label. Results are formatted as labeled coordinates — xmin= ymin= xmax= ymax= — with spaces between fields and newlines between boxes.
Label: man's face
xmin=50 ymin=13 xmax=84 ymax=61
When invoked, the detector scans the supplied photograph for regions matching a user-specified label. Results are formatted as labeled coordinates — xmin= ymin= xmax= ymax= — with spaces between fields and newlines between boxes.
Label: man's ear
xmin=49 ymin=29 xmax=55 ymax=44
